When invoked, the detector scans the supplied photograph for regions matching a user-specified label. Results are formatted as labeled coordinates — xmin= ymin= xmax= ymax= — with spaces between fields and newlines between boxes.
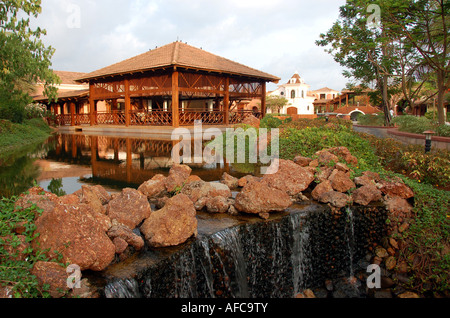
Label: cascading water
xmin=100 ymin=204 xmax=388 ymax=299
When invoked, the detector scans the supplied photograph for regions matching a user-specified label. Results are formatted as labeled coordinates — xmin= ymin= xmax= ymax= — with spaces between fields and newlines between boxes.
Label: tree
xmin=317 ymin=0 xmax=449 ymax=126
xmin=0 ymin=0 xmax=59 ymax=123
xmin=385 ymin=0 xmax=449 ymax=125
xmin=266 ymin=95 xmax=289 ymax=114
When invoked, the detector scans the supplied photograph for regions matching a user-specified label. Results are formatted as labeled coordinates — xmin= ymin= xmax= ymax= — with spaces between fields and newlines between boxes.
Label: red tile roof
xmin=77 ymin=41 xmax=280 ymax=82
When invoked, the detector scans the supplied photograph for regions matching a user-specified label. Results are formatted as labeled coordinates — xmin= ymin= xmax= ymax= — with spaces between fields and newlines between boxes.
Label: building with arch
xmin=267 ymin=72 xmax=316 ymax=116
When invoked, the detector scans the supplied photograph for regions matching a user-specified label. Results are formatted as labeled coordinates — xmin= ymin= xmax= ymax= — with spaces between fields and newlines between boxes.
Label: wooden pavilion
xmin=40 ymin=41 xmax=280 ymax=128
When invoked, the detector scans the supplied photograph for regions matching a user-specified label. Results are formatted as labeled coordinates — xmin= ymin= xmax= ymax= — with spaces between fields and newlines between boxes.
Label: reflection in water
xmin=1 ymin=132 xmax=260 ymax=198
xmin=0 ymin=141 xmax=54 ymax=198
xmin=45 ymin=134 xmax=255 ymax=195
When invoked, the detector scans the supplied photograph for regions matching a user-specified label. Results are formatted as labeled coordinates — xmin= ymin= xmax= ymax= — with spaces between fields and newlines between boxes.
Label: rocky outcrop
xmin=140 ymin=194 xmax=198 ymax=248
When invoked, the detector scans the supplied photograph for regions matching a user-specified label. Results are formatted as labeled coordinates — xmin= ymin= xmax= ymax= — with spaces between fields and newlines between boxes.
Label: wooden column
xmin=70 ymin=102 xmax=76 ymax=126
xmin=125 ymin=79 xmax=131 ymax=127
xmin=172 ymin=70 xmax=180 ymax=128
xmin=261 ymin=81 xmax=267 ymax=118
xmin=224 ymin=77 xmax=230 ymax=125
xmin=89 ymin=84 xmax=95 ymax=126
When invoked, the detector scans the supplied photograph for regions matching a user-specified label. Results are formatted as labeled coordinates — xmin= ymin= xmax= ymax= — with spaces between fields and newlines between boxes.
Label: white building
xmin=267 ymin=72 xmax=316 ymax=116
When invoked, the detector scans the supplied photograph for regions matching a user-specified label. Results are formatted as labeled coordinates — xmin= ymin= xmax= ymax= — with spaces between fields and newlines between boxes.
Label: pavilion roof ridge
xmin=76 ymin=41 xmax=280 ymax=83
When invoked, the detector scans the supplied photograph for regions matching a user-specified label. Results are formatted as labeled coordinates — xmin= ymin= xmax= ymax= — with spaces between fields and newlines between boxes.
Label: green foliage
xmin=0 ymin=0 xmax=59 ymax=123
xmin=260 ymin=115 xmax=283 ymax=129
xmin=280 ymin=117 xmax=353 ymax=130
xmin=392 ymin=115 xmax=450 ymax=137
xmin=0 ymin=118 xmax=52 ymax=152
xmin=398 ymin=178 xmax=450 ymax=293
xmin=0 ymin=196 xmax=52 ymax=298
xmin=279 ymin=125 xmax=380 ymax=171
xmin=356 ymin=113 xmax=385 ymax=127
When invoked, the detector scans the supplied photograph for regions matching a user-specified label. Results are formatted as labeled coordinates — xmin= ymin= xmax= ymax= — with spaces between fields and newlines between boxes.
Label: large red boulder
xmin=140 ymin=194 xmax=198 ymax=248
xmin=262 ymin=159 xmax=315 ymax=196
xmin=234 ymin=180 xmax=293 ymax=215
xmin=33 ymin=203 xmax=115 ymax=272
xmin=106 ymin=188 xmax=152 ymax=229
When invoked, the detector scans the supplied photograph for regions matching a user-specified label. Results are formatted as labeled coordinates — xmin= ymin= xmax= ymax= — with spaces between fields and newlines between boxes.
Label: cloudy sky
xmin=31 ymin=0 xmax=349 ymax=91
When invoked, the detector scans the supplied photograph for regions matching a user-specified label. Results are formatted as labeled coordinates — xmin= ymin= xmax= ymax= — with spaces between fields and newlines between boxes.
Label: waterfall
xmin=346 ymin=207 xmax=356 ymax=278
xmin=290 ymin=212 xmax=311 ymax=295
xmin=102 ymin=206 xmax=388 ymax=299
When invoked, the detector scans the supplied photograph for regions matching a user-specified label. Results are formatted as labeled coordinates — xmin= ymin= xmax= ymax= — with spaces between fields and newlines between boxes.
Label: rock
xmin=181 ymin=181 xmax=232 ymax=208
xmin=328 ymin=147 xmax=358 ymax=166
xmin=384 ymin=196 xmax=414 ymax=216
xmin=238 ymin=175 xmax=260 ymax=188
xmin=14 ymin=187 xmax=59 ymax=218
xmin=293 ymin=155 xmax=312 ymax=167
xmin=80 ymin=185 xmax=106 ymax=215
xmin=378 ymin=179 xmax=414 ymax=199
xmin=362 ymin=171 xmax=380 ymax=182
xmin=262 ymin=159 xmax=315 ymax=196
xmin=205 ymin=196 xmax=230 ymax=214
xmin=309 ymin=159 xmax=319 ymax=168
xmin=354 ymin=175 xmax=376 ymax=187
xmin=70 ymin=278 xmax=100 ymax=298
xmin=165 ymin=164 xmax=192 ymax=193
xmin=315 ymin=150 xmax=339 ymax=165
xmin=235 ymin=181 xmax=292 ymax=215
xmin=311 ymin=180 xmax=333 ymax=201
xmin=295 ymin=289 xmax=316 ymax=298
xmin=389 ymin=238 xmax=399 ymax=250
xmin=31 ymin=261 xmax=70 ymax=298
xmin=241 ymin=115 xmax=260 ymax=128
xmin=397 ymin=291 xmax=420 ymax=298
xmin=140 ymin=194 xmax=197 ymax=248
xmin=220 ymin=173 xmax=239 ymax=190
xmin=59 ymin=194 xmax=80 ymax=205
xmin=33 ymin=204 xmax=115 ymax=271
xmin=106 ymin=188 xmax=152 ymax=230
xmin=315 ymin=167 xmax=333 ymax=183
xmin=138 ymin=174 xmax=167 ymax=199
xmin=318 ymin=191 xmax=350 ymax=209
xmin=335 ymin=162 xmax=350 ymax=173
xmin=328 ymin=170 xmax=356 ymax=193
xmin=112 ymin=237 xmax=128 ymax=254
xmin=351 ymin=184 xmax=382 ymax=206
xmin=107 ymin=223 xmax=145 ymax=251
xmin=385 ymin=256 xmax=397 ymax=270
xmin=186 ymin=175 xmax=202 ymax=184
xmin=375 ymin=246 xmax=389 ymax=258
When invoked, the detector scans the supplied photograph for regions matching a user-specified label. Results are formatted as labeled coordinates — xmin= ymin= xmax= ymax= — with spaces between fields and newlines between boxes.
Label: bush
xmin=280 ymin=117 xmax=353 ymax=130
xmin=392 ymin=115 xmax=450 ymax=137
xmin=260 ymin=115 xmax=284 ymax=129
xmin=357 ymin=113 xmax=385 ymax=126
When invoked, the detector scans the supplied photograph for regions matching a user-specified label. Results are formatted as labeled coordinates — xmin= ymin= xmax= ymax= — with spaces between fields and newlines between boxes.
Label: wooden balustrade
xmin=53 ymin=110 xmax=262 ymax=127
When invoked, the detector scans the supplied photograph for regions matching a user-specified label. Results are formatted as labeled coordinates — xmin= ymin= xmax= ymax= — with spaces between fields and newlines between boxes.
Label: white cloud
xmin=32 ymin=0 xmax=348 ymax=89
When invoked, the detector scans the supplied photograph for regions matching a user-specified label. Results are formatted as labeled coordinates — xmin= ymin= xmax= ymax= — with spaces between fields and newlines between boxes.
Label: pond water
xmin=0 ymin=133 xmax=253 ymax=198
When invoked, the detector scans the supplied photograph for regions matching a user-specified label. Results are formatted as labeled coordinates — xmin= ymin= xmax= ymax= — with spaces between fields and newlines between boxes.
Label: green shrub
xmin=357 ymin=113 xmax=385 ymax=127
xmin=392 ymin=115 xmax=450 ymax=137
xmin=260 ymin=115 xmax=284 ymax=129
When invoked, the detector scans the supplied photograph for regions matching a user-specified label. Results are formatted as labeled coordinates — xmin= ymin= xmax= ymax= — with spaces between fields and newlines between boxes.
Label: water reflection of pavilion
xmin=47 ymin=134 xmax=231 ymax=187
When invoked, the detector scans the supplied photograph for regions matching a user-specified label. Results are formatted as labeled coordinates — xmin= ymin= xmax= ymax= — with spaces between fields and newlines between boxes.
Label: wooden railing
xmin=130 ymin=110 xmax=173 ymax=126
xmin=179 ymin=110 xmax=225 ymax=125
xmin=52 ymin=110 xmax=262 ymax=127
